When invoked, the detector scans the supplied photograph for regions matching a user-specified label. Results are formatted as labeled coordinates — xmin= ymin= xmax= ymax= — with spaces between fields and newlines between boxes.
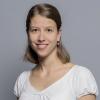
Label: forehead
xmin=30 ymin=15 xmax=57 ymax=27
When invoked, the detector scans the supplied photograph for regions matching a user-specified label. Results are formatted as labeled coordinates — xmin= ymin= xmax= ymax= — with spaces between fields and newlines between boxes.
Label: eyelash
xmin=46 ymin=29 xmax=53 ymax=32
xmin=30 ymin=29 xmax=39 ymax=32
xmin=29 ymin=28 xmax=54 ymax=33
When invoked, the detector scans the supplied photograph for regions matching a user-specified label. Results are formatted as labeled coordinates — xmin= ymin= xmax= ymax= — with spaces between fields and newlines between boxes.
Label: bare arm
xmin=78 ymin=94 xmax=96 ymax=100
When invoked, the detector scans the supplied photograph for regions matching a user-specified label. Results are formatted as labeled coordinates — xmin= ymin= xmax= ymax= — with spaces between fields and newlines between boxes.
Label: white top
xmin=14 ymin=65 xmax=99 ymax=100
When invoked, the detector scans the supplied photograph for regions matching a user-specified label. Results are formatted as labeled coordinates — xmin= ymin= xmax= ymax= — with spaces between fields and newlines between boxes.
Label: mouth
xmin=36 ymin=44 xmax=48 ymax=49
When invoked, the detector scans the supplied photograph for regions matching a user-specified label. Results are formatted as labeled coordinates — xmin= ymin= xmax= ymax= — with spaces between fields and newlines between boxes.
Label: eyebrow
xmin=30 ymin=26 xmax=55 ymax=29
xmin=30 ymin=26 xmax=39 ymax=28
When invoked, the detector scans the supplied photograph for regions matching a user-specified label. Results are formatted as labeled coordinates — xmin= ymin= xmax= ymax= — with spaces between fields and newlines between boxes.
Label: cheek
xmin=47 ymin=39 xmax=57 ymax=47
xmin=48 ymin=33 xmax=58 ymax=41
xmin=51 ymin=35 xmax=58 ymax=43
xmin=28 ymin=34 xmax=37 ymax=41
xmin=48 ymin=37 xmax=58 ymax=48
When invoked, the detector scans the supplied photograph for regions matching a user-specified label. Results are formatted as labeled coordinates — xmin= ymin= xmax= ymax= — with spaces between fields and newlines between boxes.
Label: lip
xmin=36 ymin=44 xmax=48 ymax=49
xmin=36 ymin=44 xmax=48 ymax=45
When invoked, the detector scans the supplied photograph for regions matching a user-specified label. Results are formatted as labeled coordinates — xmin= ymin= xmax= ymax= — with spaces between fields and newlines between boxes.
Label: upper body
xmin=14 ymin=3 xmax=99 ymax=100
xmin=14 ymin=64 xmax=99 ymax=100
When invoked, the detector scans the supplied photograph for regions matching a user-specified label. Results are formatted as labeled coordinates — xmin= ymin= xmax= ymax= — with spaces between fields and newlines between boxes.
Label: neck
xmin=37 ymin=48 xmax=63 ymax=72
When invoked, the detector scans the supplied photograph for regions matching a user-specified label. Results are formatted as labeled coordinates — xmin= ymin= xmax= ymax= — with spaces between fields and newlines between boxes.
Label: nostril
xmin=38 ymin=39 xmax=45 ymax=42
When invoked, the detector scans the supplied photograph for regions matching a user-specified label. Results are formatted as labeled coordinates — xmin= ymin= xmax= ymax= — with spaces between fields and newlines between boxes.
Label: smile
xmin=36 ymin=44 xmax=48 ymax=49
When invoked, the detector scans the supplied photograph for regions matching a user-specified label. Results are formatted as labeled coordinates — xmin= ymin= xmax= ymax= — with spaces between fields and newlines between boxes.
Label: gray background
xmin=0 ymin=0 xmax=99 ymax=100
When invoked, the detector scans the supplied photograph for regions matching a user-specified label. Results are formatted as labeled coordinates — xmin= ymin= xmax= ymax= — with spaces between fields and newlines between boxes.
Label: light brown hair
xmin=24 ymin=3 xmax=70 ymax=64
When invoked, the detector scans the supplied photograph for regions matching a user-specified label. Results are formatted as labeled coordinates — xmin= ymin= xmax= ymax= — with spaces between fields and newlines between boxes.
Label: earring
xmin=57 ymin=41 xmax=60 ymax=46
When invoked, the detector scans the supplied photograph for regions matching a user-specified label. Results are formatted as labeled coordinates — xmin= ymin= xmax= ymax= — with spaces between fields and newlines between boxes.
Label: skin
xmin=78 ymin=94 xmax=96 ymax=100
xmin=17 ymin=15 xmax=96 ymax=100
xmin=29 ymin=15 xmax=61 ymax=60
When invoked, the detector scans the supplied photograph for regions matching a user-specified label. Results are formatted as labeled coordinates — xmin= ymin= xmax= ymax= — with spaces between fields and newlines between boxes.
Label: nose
xmin=38 ymin=31 xmax=45 ymax=42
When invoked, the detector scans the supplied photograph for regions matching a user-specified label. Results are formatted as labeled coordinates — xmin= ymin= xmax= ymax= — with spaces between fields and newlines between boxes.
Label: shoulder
xmin=16 ymin=70 xmax=31 ymax=84
xmin=75 ymin=65 xmax=97 ymax=85
xmin=18 ymin=71 xmax=29 ymax=79
xmin=14 ymin=70 xmax=31 ymax=97
xmin=66 ymin=63 xmax=91 ymax=74
xmin=72 ymin=65 xmax=99 ymax=97
xmin=73 ymin=65 xmax=93 ymax=76
xmin=70 ymin=64 xmax=97 ymax=83
xmin=15 ymin=71 xmax=28 ymax=83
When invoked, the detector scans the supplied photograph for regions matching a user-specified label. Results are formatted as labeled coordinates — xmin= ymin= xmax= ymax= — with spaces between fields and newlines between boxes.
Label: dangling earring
xmin=57 ymin=41 xmax=60 ymax=46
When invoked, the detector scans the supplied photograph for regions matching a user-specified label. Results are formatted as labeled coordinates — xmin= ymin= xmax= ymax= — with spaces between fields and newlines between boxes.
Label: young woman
xmin=14 ymin=3 xmax=99 ymax=100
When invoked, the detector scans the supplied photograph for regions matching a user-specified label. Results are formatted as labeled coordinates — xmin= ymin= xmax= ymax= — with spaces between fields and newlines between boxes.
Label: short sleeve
xmin=14 ymin=71 xmax=28 ymax=97
xmin=75 ymin=66 xmax=99 ymax=98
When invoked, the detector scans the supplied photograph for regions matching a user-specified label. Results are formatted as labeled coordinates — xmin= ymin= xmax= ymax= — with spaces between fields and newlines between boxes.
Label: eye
xmin=46 ymin=28 xmax=53 ymax=32
xmin=30 ymin=28 xmax=39 ymax=32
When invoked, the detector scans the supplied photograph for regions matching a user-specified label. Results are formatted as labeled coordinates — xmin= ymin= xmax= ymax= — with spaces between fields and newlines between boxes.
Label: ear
xmin=57 ymin=30 xmax=62 ymax=41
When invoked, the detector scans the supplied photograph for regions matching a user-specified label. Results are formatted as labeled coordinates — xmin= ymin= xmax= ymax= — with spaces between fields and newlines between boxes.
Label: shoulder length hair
xmin=24 ymin=3 xmax=70 ymax=64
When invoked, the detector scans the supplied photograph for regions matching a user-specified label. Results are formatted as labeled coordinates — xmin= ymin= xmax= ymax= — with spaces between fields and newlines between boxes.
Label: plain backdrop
xmin=0 ymin=0 xmax=99 ymax=100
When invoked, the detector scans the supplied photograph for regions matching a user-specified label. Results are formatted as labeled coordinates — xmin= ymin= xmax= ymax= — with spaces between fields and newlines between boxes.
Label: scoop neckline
xmin=27 ymin=64 xmax=78 ymax=94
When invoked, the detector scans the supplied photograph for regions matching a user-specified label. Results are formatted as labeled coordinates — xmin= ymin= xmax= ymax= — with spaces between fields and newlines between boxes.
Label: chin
xmin=35 ymin=46 xmax=56 ymax=58
xmin=36 ymin=52 xmax=49 ymax=58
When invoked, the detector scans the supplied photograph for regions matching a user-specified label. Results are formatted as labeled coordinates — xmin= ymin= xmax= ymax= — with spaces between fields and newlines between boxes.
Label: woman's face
xmin=28 ymin=15 xmax=61 ymax=58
